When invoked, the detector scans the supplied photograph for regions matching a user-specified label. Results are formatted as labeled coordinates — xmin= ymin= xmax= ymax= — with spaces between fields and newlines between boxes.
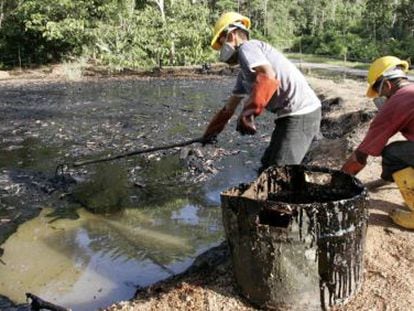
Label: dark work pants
xmin=381 ymin=141 xmax=414 ymax=181
xmin=260 ymin=107 xmax=321 ymax=172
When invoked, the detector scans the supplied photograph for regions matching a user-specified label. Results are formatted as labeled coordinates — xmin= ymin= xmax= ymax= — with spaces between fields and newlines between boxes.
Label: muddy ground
xmin=0 ymin=68 xmax=412 ymax=311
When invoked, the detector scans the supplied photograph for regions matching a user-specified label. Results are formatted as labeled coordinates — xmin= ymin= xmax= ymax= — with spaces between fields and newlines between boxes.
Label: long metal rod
xmin=71 ymin=136 xmax=205 ymax=168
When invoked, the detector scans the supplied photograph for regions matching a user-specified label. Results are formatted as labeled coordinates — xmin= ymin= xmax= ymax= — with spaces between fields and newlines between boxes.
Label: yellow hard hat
xmin=211 ymin=12 xmax=251 ymax=50
xmin=366 ymin=56 xmax=409 ymax=98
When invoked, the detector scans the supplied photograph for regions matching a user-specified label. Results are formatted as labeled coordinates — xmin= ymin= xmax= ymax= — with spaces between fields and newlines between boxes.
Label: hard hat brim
xmin=400 ymin=60 xmax=410 ymax=72
xmin=211 ymin=25 xmax=227 ymax=50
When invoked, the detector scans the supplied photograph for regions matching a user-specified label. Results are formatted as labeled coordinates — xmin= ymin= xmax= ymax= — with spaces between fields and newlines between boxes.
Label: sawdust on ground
xmin=102 ymin=76 xmax=414 ymax=311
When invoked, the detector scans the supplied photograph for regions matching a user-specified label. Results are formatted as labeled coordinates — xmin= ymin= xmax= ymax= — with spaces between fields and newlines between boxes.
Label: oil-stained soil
xmin=0 ymin=69 xmax=412 ymax=311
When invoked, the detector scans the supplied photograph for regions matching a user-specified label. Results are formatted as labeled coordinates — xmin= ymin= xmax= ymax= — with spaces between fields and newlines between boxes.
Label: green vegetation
xmin=0 ymin=0 xmax=413 ymax=70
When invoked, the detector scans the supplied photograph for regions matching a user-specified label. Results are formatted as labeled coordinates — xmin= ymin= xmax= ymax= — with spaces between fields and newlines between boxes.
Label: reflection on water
xmin=0 ymin=203 xmax=222 ymax=311
xmin=71 ymin=163 xmax=131 ymax=214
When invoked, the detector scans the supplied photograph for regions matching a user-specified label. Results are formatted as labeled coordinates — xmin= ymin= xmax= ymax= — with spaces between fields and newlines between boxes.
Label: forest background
xmin=0 ymin=0 xmax=413 ymax=70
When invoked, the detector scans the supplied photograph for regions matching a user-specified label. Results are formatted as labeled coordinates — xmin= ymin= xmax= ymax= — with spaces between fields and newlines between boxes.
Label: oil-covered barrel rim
xmin=220 ymin=164 xmax=369 ymax=206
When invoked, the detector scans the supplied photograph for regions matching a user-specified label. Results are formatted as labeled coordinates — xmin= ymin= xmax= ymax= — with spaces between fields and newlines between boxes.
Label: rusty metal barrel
xmin=221 ymin=165 xmax=369 ymax=311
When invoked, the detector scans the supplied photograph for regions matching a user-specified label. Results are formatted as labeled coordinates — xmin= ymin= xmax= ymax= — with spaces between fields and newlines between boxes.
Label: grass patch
xmin=61 ymin=57 xmax=88 ymax=81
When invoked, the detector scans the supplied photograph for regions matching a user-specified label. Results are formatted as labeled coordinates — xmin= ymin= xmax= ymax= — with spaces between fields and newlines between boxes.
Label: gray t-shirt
xmin=233 ymin=40 xmax=320 ymax=117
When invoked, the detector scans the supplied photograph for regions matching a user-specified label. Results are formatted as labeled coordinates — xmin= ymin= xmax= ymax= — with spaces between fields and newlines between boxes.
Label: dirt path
xmin=104 ymin=76 xmax=414 ymax=311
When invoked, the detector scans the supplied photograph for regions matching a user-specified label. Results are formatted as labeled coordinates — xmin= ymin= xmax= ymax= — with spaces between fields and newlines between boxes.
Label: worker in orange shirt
xmin=341 ymin=56 xmax=414 ymax=229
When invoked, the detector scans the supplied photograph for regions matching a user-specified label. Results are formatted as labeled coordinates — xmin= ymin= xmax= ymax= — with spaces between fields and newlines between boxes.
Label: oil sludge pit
xmin=220 ymin=165 xmax=369 ymax=311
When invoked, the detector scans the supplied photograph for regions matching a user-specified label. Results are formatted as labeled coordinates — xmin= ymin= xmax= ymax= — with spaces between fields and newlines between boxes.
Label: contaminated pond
xmin=0 ymin=76 xmax=269 ymax=310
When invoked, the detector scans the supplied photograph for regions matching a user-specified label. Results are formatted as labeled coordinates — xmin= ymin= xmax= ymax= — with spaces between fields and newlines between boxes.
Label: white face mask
xmin=219 ymin=42 xmax=236 ymax=63
xmin=373 ymin=96 xmax=387 ymax=110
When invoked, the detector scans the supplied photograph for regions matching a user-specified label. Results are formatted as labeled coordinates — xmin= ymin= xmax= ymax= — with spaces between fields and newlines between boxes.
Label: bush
xmin=90 ymin=2 xmax=215 ymax=69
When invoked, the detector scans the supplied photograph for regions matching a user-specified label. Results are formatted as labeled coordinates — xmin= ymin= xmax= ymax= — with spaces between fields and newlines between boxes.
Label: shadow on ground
xmin=368 ymin=198 xmax=414 ymax=232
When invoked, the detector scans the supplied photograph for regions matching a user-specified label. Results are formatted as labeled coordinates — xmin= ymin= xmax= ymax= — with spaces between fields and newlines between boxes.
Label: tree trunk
xmin=0 ymin=1 xmax=3 ymax=29
xmin=153 ymin=0 xmax=165 ymax=23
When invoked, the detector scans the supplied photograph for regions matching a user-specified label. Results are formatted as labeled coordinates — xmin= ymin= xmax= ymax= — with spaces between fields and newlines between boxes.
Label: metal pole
xmin=71 ymin=136 xmax=205 ymax=168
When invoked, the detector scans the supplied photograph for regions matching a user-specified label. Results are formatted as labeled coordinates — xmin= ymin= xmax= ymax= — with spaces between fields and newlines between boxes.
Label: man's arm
xmin=237 ymin=64 xmax=279 ymax=135
xmin=202 ymin=95 xmax=243 ymax=142
xmin=254 ymin=64 xmax=276 ymax=77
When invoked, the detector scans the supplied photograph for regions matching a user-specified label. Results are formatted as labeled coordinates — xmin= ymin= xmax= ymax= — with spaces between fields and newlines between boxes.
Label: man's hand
xmin=236 ymin=114 xmax=256 ymax=135
xmin=342 ymin=159 xmax=365 ymax=175
xmin=341 ymin=151 xmax=367 ymax=175
xmin=202 ymin=107 xmax=233 ymax=144
xmin=235 ymin=72 xmax=278 ymax=137
xmin=202 ymin=96 xmax=243 ymax=146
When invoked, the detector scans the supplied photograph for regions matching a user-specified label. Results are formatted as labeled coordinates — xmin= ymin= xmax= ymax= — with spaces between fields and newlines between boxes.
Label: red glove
xmin=202 ymin=107 xmax=234 ymax=143
xmin=241 ymin=73 xmax=280 ymax=118
xmin=341 ymin=152 xmax=366 ymax=175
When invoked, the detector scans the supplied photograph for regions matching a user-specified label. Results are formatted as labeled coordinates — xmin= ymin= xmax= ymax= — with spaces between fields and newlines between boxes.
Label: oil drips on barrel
xmin=221 ymin=166 xmax=368 ymax=310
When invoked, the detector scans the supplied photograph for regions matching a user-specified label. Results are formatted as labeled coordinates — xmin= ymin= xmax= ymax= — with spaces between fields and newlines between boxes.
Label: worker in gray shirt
xmin=202 ymin=12 xmax=321 ymax=172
